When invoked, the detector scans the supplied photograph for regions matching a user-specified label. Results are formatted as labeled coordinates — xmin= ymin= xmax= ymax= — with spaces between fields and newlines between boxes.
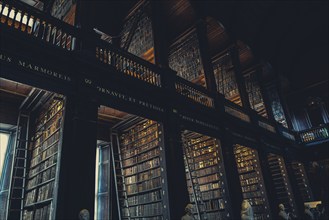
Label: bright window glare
xmin=0 ymin=133 xmax=10 ymax=178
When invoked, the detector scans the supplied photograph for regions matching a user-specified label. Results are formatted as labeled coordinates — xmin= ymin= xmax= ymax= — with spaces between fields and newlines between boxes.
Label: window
xmin=0 ymin=133 xmax=10 ymax=180
xmin=94 ymin=144 xmax=111 ymax=220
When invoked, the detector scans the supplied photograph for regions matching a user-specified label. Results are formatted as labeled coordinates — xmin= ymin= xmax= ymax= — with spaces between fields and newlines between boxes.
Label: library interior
xmin=0 ymin=0 xmax=328 ymax=220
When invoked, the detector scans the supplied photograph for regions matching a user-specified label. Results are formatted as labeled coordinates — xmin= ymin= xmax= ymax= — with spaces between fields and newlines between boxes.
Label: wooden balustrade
xmin=0 ymin=0 xmax=78 ymax=51
xmin=1 ymin=0 xmax=312 ymax=147
xmin=299 ymin=124 xmax=329 ymax=143
xmin=174 ymin=77 xmax=214 ymax=108
xmin=95 ymin=44 xmax=162 ymax=87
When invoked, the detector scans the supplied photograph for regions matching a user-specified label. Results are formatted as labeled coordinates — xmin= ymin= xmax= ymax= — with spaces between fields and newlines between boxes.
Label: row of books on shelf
xmin=27 ymin=166 xmax=56 ymax=190
xmin=236 ymin=159 xmax=257 ymax=169
xmin=248 ymin=197 xmax=266 ymax=206
xmin=238 ymin=166 xmax=256 ymax=173
xmin=236 ymin=153 xmax=256 ymax=162
xmin=194 ymin=165 xmax=220 ymax=177
xmin=121 ymin=124 xmax=158 ymax=145
xmin=186 ymin=136 xmax=211 ymax=146
xmin=121 ymin=132 xmax=158 ymax=149
xmin=194 ymin=158 xmax=219 ymax=170
xmin=200 ymin=188 xmax=224 ymax=200
xmin=23 ymin=204 xmax=51 ymax=220
xmin=198 ymin=182 xmax=220 ymax=192
xmin=190 ymin=152 xmax=218 ymax=164
xmin=35 ymin=99 xmax=63 ymax=131
xmin=125 ymin=177 xmax=161 ymax=195
xmin=125 ymin=167 xmax=161 ymax=185
xmin=240 ymin=178 xmax=259 ymax=187
xmin=29 ymin=155 xmax=57 ymax=178
xmin=201 ymin=198 xmax=226 ymax=211
xmin=126 ymin=190 xmax=162 ymax=206
xmin=235 ymin=146 xmax=253 ymax=154
xmin=189 ymin=139 xmax=216 ymax=151
xmin=121 ymin=201 xmax=162 ymax=217
xmin=121 ymin=120 xmax=155 ymax=136
xmin=243 ymin=190 xmax=263 ymax=198
xmin=121 ymin=139 xmax=159 ymax=159
xmin=190 ymin=145 xmax=217 ymax=157
xmin=122 ymin=148 xmax=160 ymax=167
xmin=197 ymin=173 xmax=221 ymax=185
xmin=123 ymin=157 xmax=160 ymax=176
xmin=240 ymin=171 xmax=260 ymax=180
xmin=25 ymin=182 xmax=54 ymax=206
xmin=34 ymin=117 xmax=62 ymax=146
xmin=34 ymin=131 xmax=60 ymax=153
xmin=30 ymin=143 xmax=58 ymax=168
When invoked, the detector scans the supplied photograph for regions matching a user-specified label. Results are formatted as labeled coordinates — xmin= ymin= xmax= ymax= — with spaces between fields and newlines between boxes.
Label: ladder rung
xmin=16 ymin=148 xmax=27 ymax=151
xmin=11 ymin=197 xmax=24 ymax=200
xmin=17 ymin=139 xmax=28 ymax=142
xmin=13 ymin=176 xmax=26 ymax=179
xmin=15 ymin=157 xmax=27 ymax=160
xmin=12 ymin=187 xmax=24 ymax=190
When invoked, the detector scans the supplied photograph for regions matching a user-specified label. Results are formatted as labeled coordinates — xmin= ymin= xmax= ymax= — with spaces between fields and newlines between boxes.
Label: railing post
xmin=161 ymin=67 xmax=177 ymax=93
xmin=214 ymin=92 xmax=225 ymax=114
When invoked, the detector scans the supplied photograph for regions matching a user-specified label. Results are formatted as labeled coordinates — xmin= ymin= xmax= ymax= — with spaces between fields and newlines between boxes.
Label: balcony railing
xmin=299 ymin=124 xmax=329 ymax=144
xmin=2 ymin=0 xmax=316 ymax=147
xmin=0 ymin=0 xmax=78 ymax=51
xmin=175 ymin=77 xmax=214 ymax=108
xmin=223 ymin=99 xmax=251 ymax=123
xmin=94 ymin=39 xmax=162 ymax=87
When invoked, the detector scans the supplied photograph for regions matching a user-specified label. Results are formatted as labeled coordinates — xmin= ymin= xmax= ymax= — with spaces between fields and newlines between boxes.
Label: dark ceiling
xmin=81 ymin=0 xmax=328 ymax=109
xmin=191 ymin=0 xmax=328 ymax=106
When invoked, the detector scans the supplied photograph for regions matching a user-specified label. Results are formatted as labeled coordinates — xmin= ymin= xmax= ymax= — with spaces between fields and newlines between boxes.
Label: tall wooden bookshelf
xmin=267 ymin=153 xmax=298 ymax=217
xmin=113 ymin=118 xmax=169 ymax=220
xmin=289 ymin=161 xmax=313 ymax=202
xmin=23 ymin=95 xmax=65 ymax=220
xmin=181 ymin=131 xmax=231 ymax=219
xmin=233 ymin=144 xmax=271 ymax=220
xmin=120 ymin=2 xmax=155 ymax=64
xmin=244 ymin=71 xmax=268 ymax=118
xmin=212 ymin=53 xmax=242 ymax=106
xmin=169 ymin=31 xmax=206 ymax=87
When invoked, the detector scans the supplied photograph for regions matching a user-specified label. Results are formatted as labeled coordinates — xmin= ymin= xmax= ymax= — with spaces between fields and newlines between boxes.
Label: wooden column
xmin=284 ymin=158 xmax=305 ymax=217
xmin=150 ymin=1 xmax=169 ymax=68
xmin=196 ymin=19 xmax=217 ymax=94
xmin=230 ymin=45 xmax=251 ymax=109
xmin=162 ymin=111 xmax=189 ymax=220
xmin=55 ymin=96 xmax=98 ymax=220
xmin=220 ymin=132 xmax=243 ymax=220
xmin=257 ymin=144 xmax=277 ymax=219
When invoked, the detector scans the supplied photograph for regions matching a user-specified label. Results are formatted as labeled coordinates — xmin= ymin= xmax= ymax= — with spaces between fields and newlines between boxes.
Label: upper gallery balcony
xmin=2 ymin=0 xmax=326 ymax=146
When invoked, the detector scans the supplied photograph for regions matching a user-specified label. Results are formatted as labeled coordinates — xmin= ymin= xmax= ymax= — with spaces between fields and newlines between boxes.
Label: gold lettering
xmin=0 ymin=54 xmax=12 ymax=62
xmin=18 ymin=60 xmax=26 ymax=66
xmin=85 ymin=79 xmax=92 ymax=84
